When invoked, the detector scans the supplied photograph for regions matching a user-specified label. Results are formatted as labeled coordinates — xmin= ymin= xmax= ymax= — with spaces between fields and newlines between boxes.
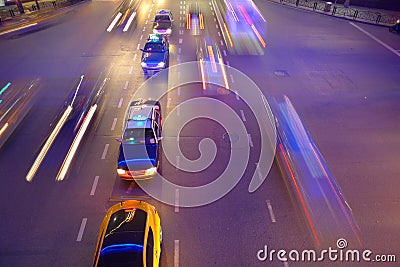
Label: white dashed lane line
xmin=137 ymin=43 xmax=141 ymax=50
xmin=179 ymin=38 xmax=183 ymax=44
xmin=142 ymin=27 xmax=146 ymax=32
xmin=247 ymin=133 xmax=254 ymax=147
xmin=178 ymin=47 xmax=181 ymax=54
xmin=118 ymin=98 xmax=124 ymax=108
xmin=133 ymin=54 xmax=137 ymax=61
xmin=223 ymin=49 xmax=227 ymax=56
xmin=101 ymin=144 xmax=109 ymax=159
xmin=229 ymin=74 xmax=234 ymax=83
xmin=220 ymin=40 xmax=223 ymax=45
xmin=240 ymin=109 xmax=246 ymax=121
xmin=174 ymin=240 xmax=180 ymax=267
xmin=111 ymin=118 xmax=117 ymax=131
xmin=124 ymin=81 xmax=129 ymax=90
xmin=140 ymin=34 xmax=143 ymax=40
xmin=234 ymin=90 xmax=240 ymax=100
xmin=266 ymin=200 xmax=277 ymax=223
xmin=128 ymin=66 xmax=133 ymax=75
xmin=217 ymin=31 xmax=221 ymax=36
xmin=90 ymin=176 xmax=100 ymax=196
xmin=145 ymin=20 xmax=148 ymax=25
xmin=76 ymin=218 xmax=87 ymax=242
xmin=175 ymin=189 xmax=179 ymax=212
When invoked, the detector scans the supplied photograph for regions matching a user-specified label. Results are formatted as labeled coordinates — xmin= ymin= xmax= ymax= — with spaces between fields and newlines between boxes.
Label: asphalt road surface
xmin=0 ymin=0 xmax=399 ymax=266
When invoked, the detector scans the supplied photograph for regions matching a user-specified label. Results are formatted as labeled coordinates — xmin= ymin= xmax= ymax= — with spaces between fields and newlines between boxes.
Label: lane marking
xmin=111 ymin=118 xmax=117 ymax=131
xmin=349 ymin=22 xmax=400 ymax=57
xmin=247 ymin=133 xmax=254 ymax=147
xmin=229 ymin=74 xmax=234 ymax=83
xmin=140 ymin=34 xmax=143 ymax=40
xmin=118 ymin=98 xmax=124 ymax=108
xmin=179 ymin=38 xmax=183 ymax=44
xmin=214 ymin=17 xmax=217 ymax=22
xmin=178 ymin=47 xmax=182 ymax=54
xmin=220 ymin=40 xmax=223 ymax=45
xmin=76 ymin=218 xmax=87 ymax=242
xmin=240 ymin=109 xmax=246 ymax=121
xmin=148 ymin=14 xmax=150 ymax=19
xmin=174 ymin=240 xmax=180 ymax=267
xmin=178 ymin=86 xmax=181 ymax=96
xmin=223 ymin=49 xmax=227 ymax=56
xmin=137 ymin=43 xmax=141 ymax=50
xmin=101 ymin=144 xmax=110 ymax=159
xmin=90 ymin=176 xmax=100 ymax=196
xmin=226 ymin=60 xmax=230 ymax=66
xmin=179 ymin=30 xmax=184 ymax=35
xmin=216 ymin=24 xmax=219 ymax=29
xmin=145 ymin=20 xmax=148 ymax=25
xmin=176 ymin=155 xmax=180 ymax=168
xmin=234 ymin=90 xmax=240 ymax=100
xmin=175 ymin=189 xmax=180 ymax=212
xmin=128 ymin=66 xmax=133 ymax=75
xmin=124 ymin=80 xmax=129 ymax=90
xmin=133 ymin=54 xmax=137 ymax=61
xmin=266 ymin=200 xmax=277 ymax=223
xmin=142 ymin=27 xmax=146 ymax=32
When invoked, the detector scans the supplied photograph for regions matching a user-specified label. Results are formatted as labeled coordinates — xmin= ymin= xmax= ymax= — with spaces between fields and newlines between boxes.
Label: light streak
xmin=26 ymin=105 xmax=73 ymax=182
xmin=56 ymin=104 xmax=97 ymax=181
xmin=123 ymin=12 xmax=137 ymax=32
xmin=251 ymin=24 xmax=266 ymax=48
xmin=107 ymin=12 xmax=123 ymax=32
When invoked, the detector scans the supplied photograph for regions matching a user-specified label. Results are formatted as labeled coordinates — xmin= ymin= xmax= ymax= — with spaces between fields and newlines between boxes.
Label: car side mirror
xmin=115 ymin=137 xmax=122 ymax=143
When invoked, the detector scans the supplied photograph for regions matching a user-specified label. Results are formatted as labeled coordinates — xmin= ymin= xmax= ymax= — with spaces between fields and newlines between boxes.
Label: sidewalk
xmin=0 ymin=0 xmax=85 ymax=35
xmin=265 ymin=0 xmax=400 ymax=26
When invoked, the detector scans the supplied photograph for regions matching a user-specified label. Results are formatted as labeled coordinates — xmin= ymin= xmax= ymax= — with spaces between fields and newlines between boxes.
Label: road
xmin=0 ymin=0 xmax=399 ymax=266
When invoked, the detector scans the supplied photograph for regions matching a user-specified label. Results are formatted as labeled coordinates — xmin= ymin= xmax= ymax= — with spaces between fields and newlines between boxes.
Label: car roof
xmin=156 ymin=9 xmax=171 ymax=15
xmin=125 ymin=100 xmax=159 ymax=129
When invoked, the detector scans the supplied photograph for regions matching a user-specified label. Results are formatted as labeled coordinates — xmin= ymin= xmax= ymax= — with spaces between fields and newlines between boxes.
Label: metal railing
xmin=0 ymin=0 xmax=84 ymax=22
xmin=273 ymin=0 xmax=399 ymax=26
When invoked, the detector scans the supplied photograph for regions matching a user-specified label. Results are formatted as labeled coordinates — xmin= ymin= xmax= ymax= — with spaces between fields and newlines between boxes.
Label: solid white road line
xmin=175 ymin=189 xmax=180 ymax=212
xmin=101 ymin=144 xmax=109 ymax=159
xmin=266 ymin=200 xmax=277 ymax=223
xmin=111 ymin=118 xmax=117 ymax=131
xmin=174 ymin=240 xmax=180 ymax=267
xmin=76 ymin=218 xmax=87 ymax=241
xmin=240 ymin=109 xmax=246 ymax=121
xmin=349 ymin=22 xmax=400 ymax=57
xmin=118 ymin=98 xmax=124 ymax=108
xmin=90 ymin=176 xmax=100 ymax=196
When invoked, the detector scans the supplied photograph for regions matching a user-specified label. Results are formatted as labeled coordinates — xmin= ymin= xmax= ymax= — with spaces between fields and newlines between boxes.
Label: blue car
xmin=140 ymin=34 xmax=169 ymax=73
xmin=117 ymin=100 xmax=162 ymax=179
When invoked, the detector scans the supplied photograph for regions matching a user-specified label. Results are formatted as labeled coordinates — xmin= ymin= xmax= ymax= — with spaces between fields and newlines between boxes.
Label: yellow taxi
xmin=93 ymin=200 xmax=162 ymax=267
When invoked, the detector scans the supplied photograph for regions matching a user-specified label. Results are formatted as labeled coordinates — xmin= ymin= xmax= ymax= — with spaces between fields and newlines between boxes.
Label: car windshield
xmin=155 ymin=14 xmax=170 ymax=21
xmin=123 ymin=128 xmax=156 ymax=143
xmin=143 ymin=43 xmax=164 ymax=53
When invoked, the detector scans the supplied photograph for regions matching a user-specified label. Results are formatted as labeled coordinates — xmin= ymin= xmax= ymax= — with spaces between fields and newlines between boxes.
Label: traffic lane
xmin=0 ymin=1 xmax=143 ymax=265
xmin=247 ymin=0 xmax=400 ymax=252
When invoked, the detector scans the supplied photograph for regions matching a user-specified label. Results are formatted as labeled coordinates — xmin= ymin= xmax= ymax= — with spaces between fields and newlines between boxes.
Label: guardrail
xmin=0 ymin=0 xmax=84 ymax=22
xmin=269 ymin=0 xmax=399 ymax=26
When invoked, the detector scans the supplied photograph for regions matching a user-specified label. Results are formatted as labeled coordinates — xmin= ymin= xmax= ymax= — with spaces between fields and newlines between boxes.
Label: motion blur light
xmin=157 ymin=62 xmax=165 ymax=68
xmin=166 ymin=29 xmax=172 ymax=34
